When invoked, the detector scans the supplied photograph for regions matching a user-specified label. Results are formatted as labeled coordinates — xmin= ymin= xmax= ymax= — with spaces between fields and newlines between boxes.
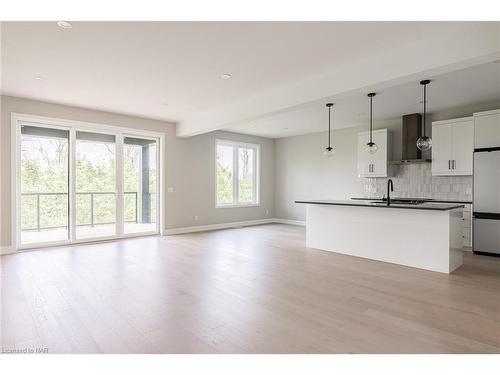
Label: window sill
xmin=216 ymin=203 xmax=260 ymax=209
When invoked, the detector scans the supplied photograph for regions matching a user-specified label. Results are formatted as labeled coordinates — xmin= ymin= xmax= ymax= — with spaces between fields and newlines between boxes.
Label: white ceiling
xmin=227 ymin=62 xmax=500 ymax=138
xmin=2 ymin=21 xmax=500 ymax=137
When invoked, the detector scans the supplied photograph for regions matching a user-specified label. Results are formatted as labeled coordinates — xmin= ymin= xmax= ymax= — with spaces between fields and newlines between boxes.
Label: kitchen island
xmin=295 ymin=200 xmax=464 ymax=273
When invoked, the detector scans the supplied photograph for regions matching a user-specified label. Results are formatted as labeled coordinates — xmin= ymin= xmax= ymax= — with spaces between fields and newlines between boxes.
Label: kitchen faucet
xmin=387 ymin=179 xmax=394 ymax=206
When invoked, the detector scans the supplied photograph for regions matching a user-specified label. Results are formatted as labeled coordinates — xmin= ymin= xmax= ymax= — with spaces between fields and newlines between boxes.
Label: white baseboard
xmin=164 ymin=217 xmax=306 ymax=235
xmin=1 ymin=245 xmax=16 ymax=255
xmin=273 ymin=218 xmax=306 ymax=226
xmin=165 ymin=218 xmax=276 ymax=235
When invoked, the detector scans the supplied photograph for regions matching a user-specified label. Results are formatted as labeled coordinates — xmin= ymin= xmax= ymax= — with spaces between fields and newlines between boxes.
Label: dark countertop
xmin=351 ymin=197 xmax=473 ymax=204
xmin=295 ymin=199 xmax=465 ymax=211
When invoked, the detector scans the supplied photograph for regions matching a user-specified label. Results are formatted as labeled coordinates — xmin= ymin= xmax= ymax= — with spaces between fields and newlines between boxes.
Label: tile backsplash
xmin=362 ymin=163 xmax=473 ymax=202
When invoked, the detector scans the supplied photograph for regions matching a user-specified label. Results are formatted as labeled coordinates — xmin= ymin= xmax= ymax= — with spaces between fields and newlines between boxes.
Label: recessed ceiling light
xmin=220 ymin=73 xmax=232 ymax=79
xmin=57 ymin=21 xmax=73 ymax=29
xmin=34 ymin=76 xmax=43 ymax=80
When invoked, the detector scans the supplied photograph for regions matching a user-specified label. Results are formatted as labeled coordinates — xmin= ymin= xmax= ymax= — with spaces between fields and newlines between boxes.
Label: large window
xmin=216 ymin=140 xmax=259 ymax=207
xmin=14 ymin=114 xmax=163 ymax=249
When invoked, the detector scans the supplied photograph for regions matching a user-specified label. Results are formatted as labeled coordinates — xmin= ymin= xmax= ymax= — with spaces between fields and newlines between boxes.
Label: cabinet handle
xmin=453 ymin=160 xmax=456 ymax=170
xmin=448 ymin=160 xmax=451 ymax=170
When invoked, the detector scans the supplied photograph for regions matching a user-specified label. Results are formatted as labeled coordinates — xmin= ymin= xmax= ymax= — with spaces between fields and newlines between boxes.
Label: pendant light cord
xmin=328 ymin=105 xmax=331 ymax=148
xmin=369 ymin=95 xmax=373 ymax=143
xmin=326 ymin=103 xmax=333 ymax=150
xmin=420 ymin=80 xmax=430 ymax=138
xmin=367 ymin=93 xmax=375 ymax=144
xmin=423 ymin=82 xmax=427 ymax=137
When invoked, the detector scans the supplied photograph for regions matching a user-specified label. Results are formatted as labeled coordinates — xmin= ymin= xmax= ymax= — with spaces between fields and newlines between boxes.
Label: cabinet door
xmin=357 ymin=133 xmax=372 ymax=177
xmin=474 ymin=112 xmax=500 ymax=149
xmin=431 ymin=124 xmax=452 ymax=176
xmin=451 ymin=120 xmax=473 ymax=175
xmin=370 ymin=131 xmax=387 ymax=177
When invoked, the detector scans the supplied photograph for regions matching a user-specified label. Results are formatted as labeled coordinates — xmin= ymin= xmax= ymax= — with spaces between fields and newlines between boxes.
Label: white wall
xmin=274 ymin=123 xmax=396 ymax=221
xmin=0 ymin=95 xmax=275 ymax=247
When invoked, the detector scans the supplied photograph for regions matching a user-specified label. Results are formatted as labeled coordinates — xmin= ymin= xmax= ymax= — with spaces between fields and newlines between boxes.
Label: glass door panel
xmin=123 ymin=136 xmax=158 ymax=234
xmin=75 ymin=131 xmax=117 ymax=239
xmin=20 ymin=125 xmax=69 ymax=245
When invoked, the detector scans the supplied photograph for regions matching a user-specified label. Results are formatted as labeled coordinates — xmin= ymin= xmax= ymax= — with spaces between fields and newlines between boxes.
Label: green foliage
xmin=217 ymin=146 xmax=255 ymax=205
xmin=238 ymin=173 xmax=254 ymax=202
xmin=20 ymin=137 xmax=157 ymax=232
xmin=238 ymin=148 xmax=254 ymax=202
xmin=21 ymin=137 xmax=69 ymax=230
xmin=217 ymin=152 xmax=233 ymax=204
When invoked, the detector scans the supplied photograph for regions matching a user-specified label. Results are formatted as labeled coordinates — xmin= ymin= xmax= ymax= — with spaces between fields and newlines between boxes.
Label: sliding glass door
xmin=123 ymin=136 xmax=158 ymax=235
xmin=20 ymin=125 xmax=69 ymax=245
xmin=75 ymin=131 xmax=117 ymax=240
xmin=16 ymin=118 xmax=161 ymax=248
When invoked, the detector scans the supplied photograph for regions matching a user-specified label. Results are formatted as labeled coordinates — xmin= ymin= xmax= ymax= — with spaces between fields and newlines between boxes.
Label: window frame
xmin=215 ymin=139 xmax=260 ymax=208
xmin=11 ymin=112 xmax=165 ymax=251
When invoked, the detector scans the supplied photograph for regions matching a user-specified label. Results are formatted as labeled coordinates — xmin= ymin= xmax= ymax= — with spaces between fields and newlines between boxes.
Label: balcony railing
xmin=21 ymin=192 xmax=140 ymax=231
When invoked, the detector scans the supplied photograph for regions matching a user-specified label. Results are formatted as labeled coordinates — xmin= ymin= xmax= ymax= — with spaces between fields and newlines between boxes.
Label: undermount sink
xmin=369 ymin=200 xmax=425 ymax=205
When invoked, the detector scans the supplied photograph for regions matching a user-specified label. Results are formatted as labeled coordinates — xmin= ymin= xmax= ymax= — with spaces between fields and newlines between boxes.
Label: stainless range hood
xmin=392 ymin=113 xmax=431 ymax=164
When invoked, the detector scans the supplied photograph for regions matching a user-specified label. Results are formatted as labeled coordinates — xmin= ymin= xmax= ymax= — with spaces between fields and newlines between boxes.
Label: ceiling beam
xmin=177 ymin=23 xmax=500 ymax=137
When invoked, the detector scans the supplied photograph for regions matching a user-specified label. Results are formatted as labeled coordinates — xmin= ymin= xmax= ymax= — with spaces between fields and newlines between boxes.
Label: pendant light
xmin=323 ymin=103 xmax=335 ymax=157
xmin=364 ymin=93 xmax=378 ymax=154
xmin=416 ymin=79 xmax=432 ymax=151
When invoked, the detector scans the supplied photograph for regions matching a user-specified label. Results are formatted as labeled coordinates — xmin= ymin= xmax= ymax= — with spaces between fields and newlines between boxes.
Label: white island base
xmin=306 ymin=204 xmax=464 ymax=274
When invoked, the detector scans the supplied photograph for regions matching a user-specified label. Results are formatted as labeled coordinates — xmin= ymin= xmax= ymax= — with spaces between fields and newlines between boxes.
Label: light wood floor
xmin=2 ymin=224 xmax=500 ymax=354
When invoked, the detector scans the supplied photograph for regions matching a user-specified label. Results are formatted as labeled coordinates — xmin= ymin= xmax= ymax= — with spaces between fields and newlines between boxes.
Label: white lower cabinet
xmin=357 ymin=129 xmax=391 ymax=178
xmin=462 ymin=204 xmax=472 ymax=248
xmin=431 ymin=117 xmax=473 ymax=176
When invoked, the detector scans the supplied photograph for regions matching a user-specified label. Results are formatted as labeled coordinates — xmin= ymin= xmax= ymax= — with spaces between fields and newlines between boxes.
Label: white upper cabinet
xmin=431 ymin=117 xmax=473 ymax=176
xmin=357 ymin=129 xmax=391 ymax=178
xmin=431 ymin=123 xmax=452 ymax=175
xmin=474 ymin=109 xmax=500 ymax=149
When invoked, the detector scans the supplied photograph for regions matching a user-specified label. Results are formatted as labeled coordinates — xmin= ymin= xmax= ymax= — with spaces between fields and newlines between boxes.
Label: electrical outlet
xmin=266 ymin=209 xmax=270 ymax=215
xmin=194 ymin=215 xmax=199 ymax=221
